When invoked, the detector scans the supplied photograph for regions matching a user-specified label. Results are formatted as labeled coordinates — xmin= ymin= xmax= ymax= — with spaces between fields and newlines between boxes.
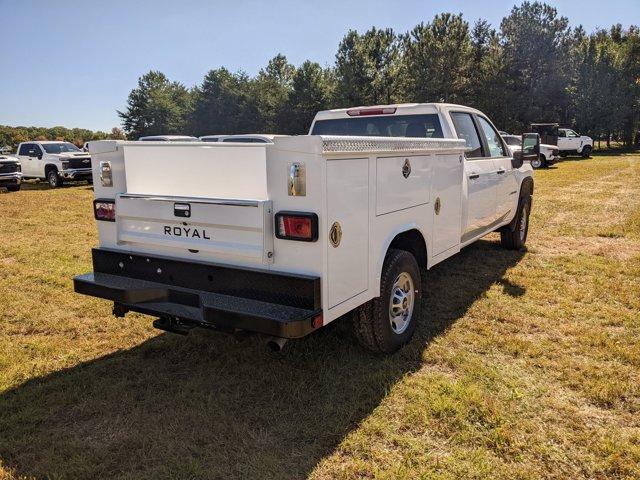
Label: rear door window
xmin=450 ymin=112 xmax=483 ymax=158
xmin=311 ymin=114 xmax=444 ymax=138
xmin=477 ymin=116 xmax=507 ymax=157
xmin=18 ymin=143 xmax=33 ymax=156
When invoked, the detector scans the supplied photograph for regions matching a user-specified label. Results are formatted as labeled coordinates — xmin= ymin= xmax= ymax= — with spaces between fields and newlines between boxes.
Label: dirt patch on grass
xmin=532 ymin=235 xmax=640 ymax=260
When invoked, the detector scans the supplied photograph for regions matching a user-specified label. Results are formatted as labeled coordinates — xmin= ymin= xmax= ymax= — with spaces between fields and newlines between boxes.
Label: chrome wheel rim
xmin=519 ymin=205 xmax=528 ymax=241
xmin=531 ymin=158 xmax=541 ymax=168
xmin=49 ymin=172 xmax=57 ymax=186
xmin=389 ymin=272 xmax=415 ymax=334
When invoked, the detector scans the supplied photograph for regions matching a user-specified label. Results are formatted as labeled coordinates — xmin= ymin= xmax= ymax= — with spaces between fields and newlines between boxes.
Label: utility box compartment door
xmin=432 ymin=153 xmax=463 ymax=255
xmin=376 ymin=155 xmax=431 ymax=216
xmin=327 ymin=158 xmax=369 ymax=309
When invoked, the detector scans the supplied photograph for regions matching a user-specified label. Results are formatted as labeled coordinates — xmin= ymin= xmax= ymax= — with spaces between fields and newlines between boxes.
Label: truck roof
xmin=200 ymin=134 xmax=286 ymax=143
xmin=138 ymin=135 xmax=200 ymax=142
xmin=312 ymin=103 xmax=481 ymax=122
xmin=19 ymin=140 xmax=71 ymax=144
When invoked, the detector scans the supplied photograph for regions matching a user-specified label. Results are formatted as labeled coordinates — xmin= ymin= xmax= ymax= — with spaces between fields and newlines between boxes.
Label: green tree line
xmin=119 ymin=2 xmax=640 ymax=146
xmin=0 ymin=126 xmax=125 ymax=152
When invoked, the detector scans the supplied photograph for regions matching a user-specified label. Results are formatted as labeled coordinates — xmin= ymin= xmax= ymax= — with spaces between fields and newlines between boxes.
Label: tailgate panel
xmin=116 ymin=195 xmax=273 ymax=264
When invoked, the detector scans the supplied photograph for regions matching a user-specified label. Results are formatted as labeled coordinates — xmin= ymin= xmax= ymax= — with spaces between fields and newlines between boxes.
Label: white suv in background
xmin=16 ymin=141 xmax=93 ymax=187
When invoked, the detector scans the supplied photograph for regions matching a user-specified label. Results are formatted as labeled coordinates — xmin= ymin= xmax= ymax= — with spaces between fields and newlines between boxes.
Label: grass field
xmin=1 ymin=154 xmax=639 ymax=479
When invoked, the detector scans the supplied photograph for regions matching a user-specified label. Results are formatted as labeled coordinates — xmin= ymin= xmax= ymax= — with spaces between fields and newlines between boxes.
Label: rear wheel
xmin=47 ymin=169 xmax=63 ymax=188
xmin=6 ymin=184 xmax=20 ymax=192
xmin=500 ymin=195 xmax=531 ymax=250
xmin=353 ymin=249 xmax=421 ymax=354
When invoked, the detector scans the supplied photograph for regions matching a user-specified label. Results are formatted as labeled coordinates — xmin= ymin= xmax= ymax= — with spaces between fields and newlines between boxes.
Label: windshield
xmin=42 ymin=142 xmax=81 ymax=153
xmin=311 ymin=114 xmax=444 ymax=138
xmin=503 ymin=136 xmax=521 ymax=146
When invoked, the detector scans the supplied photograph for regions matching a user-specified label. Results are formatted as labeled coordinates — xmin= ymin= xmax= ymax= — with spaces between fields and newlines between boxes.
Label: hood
xmin=0 ymin=155 xmax=20 ymax=163
xmin=49 ymin=152 xmax=91 ymax=159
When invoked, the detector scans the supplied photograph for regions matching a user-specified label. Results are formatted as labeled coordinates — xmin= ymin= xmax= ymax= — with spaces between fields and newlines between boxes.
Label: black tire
xmin=47 ymin=169 xmax=63 ymax=188
xmin=6 ymin=184 xmax=21 ymax=192
xmin=500 ymin=195 xmax=531 ymax=250
xmin=353 ymin=249 xmax=422 ymax=354
xmin=581 ymin=146 xmax=592 ymax=158
xmin=531 ymin=156 xmax=544 ymax=169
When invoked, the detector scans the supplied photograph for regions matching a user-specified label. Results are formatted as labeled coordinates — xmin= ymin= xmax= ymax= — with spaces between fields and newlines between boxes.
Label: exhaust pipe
xmin=266 ymin=336 xmax=288 ymax=352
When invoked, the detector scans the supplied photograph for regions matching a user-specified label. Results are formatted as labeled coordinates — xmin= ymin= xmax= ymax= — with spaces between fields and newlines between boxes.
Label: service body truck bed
xmin=75 ymin=103 xmax=536 ymax=353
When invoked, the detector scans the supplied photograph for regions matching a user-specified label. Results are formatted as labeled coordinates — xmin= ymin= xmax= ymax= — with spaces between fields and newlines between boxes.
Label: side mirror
xmin=519 ymin=133 xmax=540 ymax=167
xmin=512 ymin=150 xmax=524 ymax=169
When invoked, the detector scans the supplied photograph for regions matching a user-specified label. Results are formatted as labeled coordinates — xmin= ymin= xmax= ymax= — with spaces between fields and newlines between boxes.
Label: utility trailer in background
xmin=75 ymin=103 xmax=537 ymax=353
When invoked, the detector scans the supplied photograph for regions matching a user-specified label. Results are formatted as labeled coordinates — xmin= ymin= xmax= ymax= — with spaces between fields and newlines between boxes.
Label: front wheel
xmin=500 ymin=195 xmax=531 ymax=250
xmin=47 ymin=169 xmax=63 ymax=188
xmin=6 ymin=184 xmax=21 ymax=192
xmin=531 ymin=156 xmax=544 ymax=169
xmin=581 ymin=146 xmax=592 ymax=158
xmin=353 ymin=249 xmax=422 ymax=354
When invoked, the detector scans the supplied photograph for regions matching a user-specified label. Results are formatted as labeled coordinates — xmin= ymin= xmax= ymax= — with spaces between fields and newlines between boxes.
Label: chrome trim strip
xmin=118 ymin=193 xmax=260 ymax=207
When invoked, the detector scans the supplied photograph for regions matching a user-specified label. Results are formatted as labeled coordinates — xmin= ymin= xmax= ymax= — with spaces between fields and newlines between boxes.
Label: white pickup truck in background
xmin=530 ymin=123 xmax=593 ymax=158
xmin=558 ymin=128 xmax=593 ymax=157
xmin=16 ymin=141 xmax=93 ymax=187
xmin=0 ymin=154 xmax=22 ymax=192
xmin=74 ymin=103 xmax=538 ymax=353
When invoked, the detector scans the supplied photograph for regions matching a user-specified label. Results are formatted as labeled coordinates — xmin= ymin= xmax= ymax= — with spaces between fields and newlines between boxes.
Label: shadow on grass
xmin=0 ymin=239 xmax=524 ymax=479
xmin=19 ymin=180 xmax=92 ymax=191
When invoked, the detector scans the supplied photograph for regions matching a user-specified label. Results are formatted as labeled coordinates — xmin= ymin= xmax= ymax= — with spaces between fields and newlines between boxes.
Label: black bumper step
xmin=74 ymin=272 xmax=321 ymax=338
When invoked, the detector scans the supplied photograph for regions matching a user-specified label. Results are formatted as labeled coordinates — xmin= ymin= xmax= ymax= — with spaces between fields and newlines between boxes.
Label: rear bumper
xmin=74 ymin=248 xmax=322 ymax=338
xmin=60 ymin=168 xmax=92 ymax=180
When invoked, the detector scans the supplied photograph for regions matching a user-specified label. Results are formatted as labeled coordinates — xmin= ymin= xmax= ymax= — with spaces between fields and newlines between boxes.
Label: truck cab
xmin=74 ymin=103 xmax=536 ymax=354
xmin=16 ymin=141 xmax=93 ymax=187
xmin=310 ymin=103 xmax=534 ymax=246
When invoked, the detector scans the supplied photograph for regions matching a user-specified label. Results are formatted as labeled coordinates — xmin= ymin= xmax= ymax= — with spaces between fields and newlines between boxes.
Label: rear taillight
xmin=346 ymin=107 xmax=396 ymax=116
xmin=94 ymin=199 xmax=115 ymax=222
xmin=275 ymin=211 xmax=318 ymax=242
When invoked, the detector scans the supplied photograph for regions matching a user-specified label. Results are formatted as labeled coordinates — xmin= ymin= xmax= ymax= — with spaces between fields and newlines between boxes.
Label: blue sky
xmin=1 ymin=0 xmax=638 ymax=131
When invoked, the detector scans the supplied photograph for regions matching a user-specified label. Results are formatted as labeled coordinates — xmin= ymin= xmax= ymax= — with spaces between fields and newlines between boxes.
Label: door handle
xmin=496 ymin=169 xmax=506 ymax=175
xmin=468 ymin=173 xmax=480 ymax=180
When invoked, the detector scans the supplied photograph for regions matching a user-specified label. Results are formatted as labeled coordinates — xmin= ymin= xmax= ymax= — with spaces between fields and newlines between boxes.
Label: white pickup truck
xmin=16 ymin=141 xmax=93 ymax=187
xmin=74 ymin=103 xmax=538 ymax=353
xmin=530 ymin=124 xmax=593 ymax=158
xmin=0 ymin=154 xmax=22 ymax=192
